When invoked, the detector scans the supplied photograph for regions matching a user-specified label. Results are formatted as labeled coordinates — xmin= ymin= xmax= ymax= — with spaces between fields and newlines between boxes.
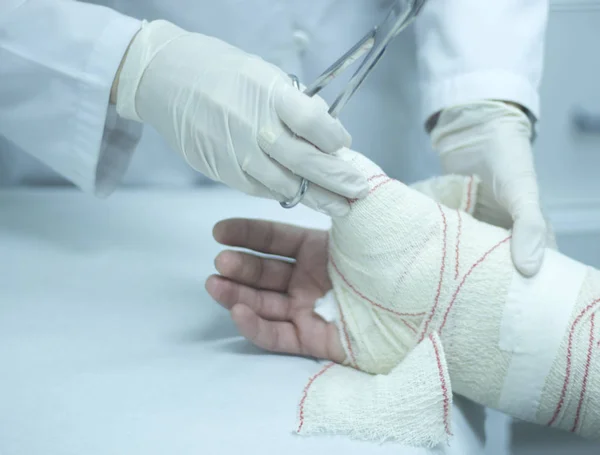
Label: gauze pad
xmin=296 ymin=149 xmax=600 ymax=445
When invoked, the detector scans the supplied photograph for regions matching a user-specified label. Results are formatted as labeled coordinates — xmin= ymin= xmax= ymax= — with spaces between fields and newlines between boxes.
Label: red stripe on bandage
xmin=549 ymin=298 xmax=600 ymax=428
xmin=297 ymin=362 xmax=335 ymax=433
xmin=402 ymin=320 xmax=418 ymax=333
xmin=455 ymin=211 xmax=462 ymax=280
xmin=438 ymin=236 xmax=510 ymax=335
xmin=368 ymin=173 xmax=387 ymax=182
xmin=348 ymin=175 xmax=393 ymax=204
xmin=571 ymin=314 xmax=595 ymax=433
xmin=430 ymin=334 xmax=452 ymax=436
xmin=330 ymin=257 xmax=426 ymax=319
xmin=418 ymin=204 xmax=448 ymax=343
xmin=368 ymin=178 xmax=393 ymax=196
xmin=465 ymin=176 xmax=474 ymax=213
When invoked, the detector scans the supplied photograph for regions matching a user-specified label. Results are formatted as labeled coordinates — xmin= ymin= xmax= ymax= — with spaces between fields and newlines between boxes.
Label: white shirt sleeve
xmin=414 ymin=0 xmax=549 ymax=123
xmin=0 ymin=0 xmax=143 ymax=196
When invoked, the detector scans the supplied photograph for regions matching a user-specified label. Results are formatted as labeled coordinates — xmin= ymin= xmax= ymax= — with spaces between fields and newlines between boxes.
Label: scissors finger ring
xmin=280 ymin=177 xmax=309 ymax=208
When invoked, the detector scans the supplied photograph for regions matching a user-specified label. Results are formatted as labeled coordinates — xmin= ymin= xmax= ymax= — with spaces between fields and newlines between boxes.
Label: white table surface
xmin=0 ymin=187 xmax=485 ymax=455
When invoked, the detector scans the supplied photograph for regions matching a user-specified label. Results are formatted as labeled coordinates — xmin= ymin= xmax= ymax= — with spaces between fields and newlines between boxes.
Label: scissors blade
xmin=327 ymin=0 xmax=427 ymax=116
xmin=303 ymin=29 xmax=375 ymax=98
xmin=303 ymin=0 xmax=429 ymax=118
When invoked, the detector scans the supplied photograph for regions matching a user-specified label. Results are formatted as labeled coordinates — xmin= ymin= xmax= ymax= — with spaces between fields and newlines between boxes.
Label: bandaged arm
xmin=296 ymin=149 xmax=599 ymax=446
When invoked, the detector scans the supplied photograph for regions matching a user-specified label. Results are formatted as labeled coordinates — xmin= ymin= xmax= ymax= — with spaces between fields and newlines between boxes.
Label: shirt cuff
xmin=419 ymin=70 xmax=540 ymax=126
xmin=70 ymin=13 xmax=143 ymax=197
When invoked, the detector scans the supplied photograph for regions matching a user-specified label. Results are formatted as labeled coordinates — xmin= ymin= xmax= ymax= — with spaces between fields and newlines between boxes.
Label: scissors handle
xmin=280 ymin=75 xmax=310 ymax=209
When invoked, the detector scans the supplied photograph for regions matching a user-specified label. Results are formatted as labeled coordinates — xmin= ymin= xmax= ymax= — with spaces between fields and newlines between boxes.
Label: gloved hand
xmin=113 ymin=20 xmax=368 ymax=216
xmin=430 ymin=100 xmax=547 ymax=276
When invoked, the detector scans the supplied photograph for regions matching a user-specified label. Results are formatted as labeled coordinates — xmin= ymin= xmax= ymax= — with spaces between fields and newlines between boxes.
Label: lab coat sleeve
xmin=0 ymin=0 xmax=143 ymax=196
xmin=414 ymin=0 xmax=549 ymax=123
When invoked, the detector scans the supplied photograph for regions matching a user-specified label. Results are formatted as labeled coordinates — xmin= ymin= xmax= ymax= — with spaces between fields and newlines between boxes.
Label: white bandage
xmin=296 ymin=333 xmax=452 ymax=447
xmin=498 ymin=250 xmax=587 ymax=422
xmin=298 ymin=149 xmax=600 ymax=445
xmin=313 ymin=291 xmax=349 ymax=366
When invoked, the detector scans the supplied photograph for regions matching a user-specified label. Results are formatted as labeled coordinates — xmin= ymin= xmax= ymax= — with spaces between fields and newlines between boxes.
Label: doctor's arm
xmin=1 ymin=1 xmax=367 ymax=214
xmin=414 ymin=0 xmax=550 ymax=276
xmin=0 ymin=0 xmax=143 ymax=196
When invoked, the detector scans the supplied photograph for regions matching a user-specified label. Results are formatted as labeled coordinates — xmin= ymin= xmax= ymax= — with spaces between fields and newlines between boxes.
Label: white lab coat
xmin=0 ymin=0 xmax=548 ymax=195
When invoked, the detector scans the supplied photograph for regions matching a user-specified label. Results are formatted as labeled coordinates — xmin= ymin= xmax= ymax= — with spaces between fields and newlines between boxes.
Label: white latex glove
xmin=430 ymin=100 xmax=547 ymax=276
xmin=114 ymin=20 xmax=368 ymax=216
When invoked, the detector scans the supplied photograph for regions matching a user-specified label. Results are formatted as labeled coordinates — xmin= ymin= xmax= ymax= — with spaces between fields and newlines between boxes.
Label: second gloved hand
xmin=114 ymin=20 xmax=368 ymax=216
xmin=430 ymin=100 xmax=547 ymax=276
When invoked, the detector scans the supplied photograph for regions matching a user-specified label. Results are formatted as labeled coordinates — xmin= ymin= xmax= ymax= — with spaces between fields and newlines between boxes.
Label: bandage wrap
xmin=296 ymin=150 xmax=600 ymax=445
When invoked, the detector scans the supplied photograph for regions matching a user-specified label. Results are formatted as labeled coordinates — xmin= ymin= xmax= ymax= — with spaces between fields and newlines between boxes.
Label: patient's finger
xmin=206 ymin=275 xmax=292 ymax=321
xmin=231 ymin=304 xmax=303 ymax=355
xmin=213 ymin=218 xmax=321 ymax=258
xmin=294 ymin=312 xmax=346 ymax=363
xmin=214 ymin=250 xmax=293 ymax=292
xmin=231 ymin=304 xmax=346 ymax=362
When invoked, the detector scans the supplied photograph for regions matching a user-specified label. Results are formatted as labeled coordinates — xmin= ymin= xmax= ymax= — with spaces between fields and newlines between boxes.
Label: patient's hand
xmin=206 ymin=218 xmax=345 ymax=363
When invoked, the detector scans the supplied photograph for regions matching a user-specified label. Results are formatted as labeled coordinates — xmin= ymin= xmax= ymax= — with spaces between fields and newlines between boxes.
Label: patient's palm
xmin=206 ymin=218 xmax=345 ymax=363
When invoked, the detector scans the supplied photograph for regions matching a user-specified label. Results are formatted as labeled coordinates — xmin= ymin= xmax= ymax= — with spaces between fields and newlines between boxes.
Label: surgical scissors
xmin=280 ymin=0 xmax=428 ymax=209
